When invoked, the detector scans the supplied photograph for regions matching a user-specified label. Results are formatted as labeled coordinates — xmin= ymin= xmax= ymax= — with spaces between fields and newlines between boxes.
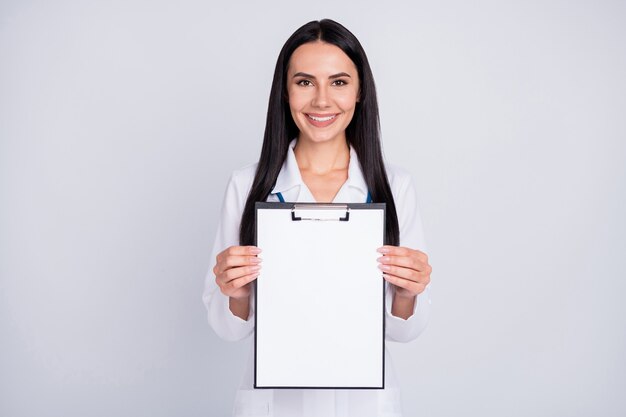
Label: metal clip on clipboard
xmin=291 ymin=204 xmax=350 ymax=222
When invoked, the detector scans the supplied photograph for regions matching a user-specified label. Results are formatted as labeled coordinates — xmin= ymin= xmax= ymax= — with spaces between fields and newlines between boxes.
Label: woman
xmin=203 ymin=19 xmax=432 ymax=417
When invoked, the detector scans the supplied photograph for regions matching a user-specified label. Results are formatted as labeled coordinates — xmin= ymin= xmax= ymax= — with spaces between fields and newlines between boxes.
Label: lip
xmin=305 ymin=113 xmax=340 ymax=128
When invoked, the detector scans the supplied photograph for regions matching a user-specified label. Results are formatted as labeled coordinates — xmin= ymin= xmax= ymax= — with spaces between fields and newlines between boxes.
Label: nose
xmin=311 ymin=85 xmax=330 ymax=108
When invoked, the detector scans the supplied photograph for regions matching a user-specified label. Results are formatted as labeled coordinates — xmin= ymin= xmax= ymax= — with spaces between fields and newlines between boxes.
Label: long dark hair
xmin=239 ymin=19 xmax=400 ymax=246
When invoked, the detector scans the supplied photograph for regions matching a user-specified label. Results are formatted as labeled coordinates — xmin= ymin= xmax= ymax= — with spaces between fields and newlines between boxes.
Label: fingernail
xmin=251 ymin=265 xmax=261 ymax=271
xmin=251 ymin=247 xmax=262 ymax=254
xmin=250 ymin=257 xmax=262 ymax=264
xmin=377 ymin=247 xmax=390 ymax=254
xmin=376 ymin=256 xmax=385 ymax=262
xmin=378 ymin=264 xmax=390 ymax=271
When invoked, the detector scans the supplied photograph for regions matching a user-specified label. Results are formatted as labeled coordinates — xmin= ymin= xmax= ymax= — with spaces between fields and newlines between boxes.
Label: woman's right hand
xmin=213 ymin=246 xmax=262 ymax=300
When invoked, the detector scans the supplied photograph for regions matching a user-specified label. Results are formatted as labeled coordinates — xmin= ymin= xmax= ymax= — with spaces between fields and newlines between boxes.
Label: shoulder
xmin=385 ymin=162 xmax=426 ymax=249
xmin=385 ymin=162 xmax=421 ymax=211
xmin=227 ymin=162 xmax=258 ymax=193
xmin=385 ymin=162 xmax=414 ymax=192
xmin=219 ymin=162 xmax=258 ymax=212
xmin=230 ymin=161 xmax=258 ymax=181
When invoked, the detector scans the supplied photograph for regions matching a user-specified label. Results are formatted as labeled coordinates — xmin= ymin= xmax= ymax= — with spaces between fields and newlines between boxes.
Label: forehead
xmin=288 ymin=41 xmax=358 ymax=75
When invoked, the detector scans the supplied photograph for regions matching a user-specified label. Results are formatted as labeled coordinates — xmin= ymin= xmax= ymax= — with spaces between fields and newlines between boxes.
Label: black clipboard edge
xmin=253 ymin=202 xmax=387 ymax=390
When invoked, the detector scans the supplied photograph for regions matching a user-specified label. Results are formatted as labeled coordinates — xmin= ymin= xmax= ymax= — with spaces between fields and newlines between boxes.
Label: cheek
xmin=287 ymin=88 xmax=309 ymax=112
xmin=334 ymin=87 xmax=359 ymax=109
xmin=337 ymin=94 xmax=359 ymax=111
xmin=287 ymin=93 xmax=306 ymax=128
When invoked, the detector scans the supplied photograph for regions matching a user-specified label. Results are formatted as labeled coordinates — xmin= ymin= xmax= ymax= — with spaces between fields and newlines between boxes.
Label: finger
xmin=377 ymin=254 xmax=429 ymax=272
xmin=378 ymin=264 xmax=431 ymax=286
xmin=226 ymin=272 xmax=260 ymax=292
xmin=383 ymin=274 xmax=426 ymax=295
xmin=218 ymin=264 xmax=261 ymax=284
xmin=219 ymin=272 xmax=259 ymax=297
xmin=377 ymin=246 xmax=428 ymax=263
xmin=214 ymin=256 xmax=261 ymax=276
xmin=378 ymin=263 xmax=422 ymax=282
xmin=217 ymin=246 xmax=262 ymax=262
xmin=221 ymin=255 xmax=262 ymax=270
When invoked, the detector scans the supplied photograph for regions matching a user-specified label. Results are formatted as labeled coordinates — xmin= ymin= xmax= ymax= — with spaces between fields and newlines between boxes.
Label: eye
xmin=332 ymin=79 xmax=348 ymax=86
xmin=297 ymin=79 xmax=313 ymax=87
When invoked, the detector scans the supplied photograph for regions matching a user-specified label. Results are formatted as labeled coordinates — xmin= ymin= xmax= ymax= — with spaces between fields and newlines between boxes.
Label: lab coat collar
xmin=271 ymin=139 xmax=369 ymax=196
xmin=346 ymin=145 xmax=369 ymax=195
xmin=271 ymin=139 xmax=303 ymax=194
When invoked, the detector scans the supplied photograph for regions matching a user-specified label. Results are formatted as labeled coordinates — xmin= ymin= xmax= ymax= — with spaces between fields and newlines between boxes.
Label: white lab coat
xmin=203 ymin=139 xmax=431 ymax=417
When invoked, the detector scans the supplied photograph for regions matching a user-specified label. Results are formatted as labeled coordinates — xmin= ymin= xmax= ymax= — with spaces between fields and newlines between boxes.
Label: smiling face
xmin=286 ymin=41 xmax=360 ymax=146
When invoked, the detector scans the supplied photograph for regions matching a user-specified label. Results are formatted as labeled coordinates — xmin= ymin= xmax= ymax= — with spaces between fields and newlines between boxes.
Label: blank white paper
xmin=255 ymin=205 xmax=384 ymax=388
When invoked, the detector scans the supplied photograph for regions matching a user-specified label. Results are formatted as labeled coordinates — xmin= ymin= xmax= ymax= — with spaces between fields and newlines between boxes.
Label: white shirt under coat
xmin=203 ymin=139 xmax=431 ymax=417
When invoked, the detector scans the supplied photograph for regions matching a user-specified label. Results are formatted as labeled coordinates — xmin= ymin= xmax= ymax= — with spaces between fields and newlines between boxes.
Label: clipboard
xmin=254 ymin=202 xmax=386 ymax=389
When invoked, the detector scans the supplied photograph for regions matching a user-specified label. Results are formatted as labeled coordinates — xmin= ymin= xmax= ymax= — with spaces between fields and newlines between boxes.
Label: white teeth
xmin=307 ymin=114 xmax=336 ymax=122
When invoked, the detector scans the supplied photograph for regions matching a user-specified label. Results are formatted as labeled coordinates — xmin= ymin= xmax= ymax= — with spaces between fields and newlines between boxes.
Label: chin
xmin=296 ymin=124 xmax=347 ymax=144
xmin=300 ymin=132 xmax=344 ymax=144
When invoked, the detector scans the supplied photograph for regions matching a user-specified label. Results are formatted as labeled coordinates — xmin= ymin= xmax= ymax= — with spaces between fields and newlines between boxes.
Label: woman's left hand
xmin=377 ymin=246 xmax=431 ymax=299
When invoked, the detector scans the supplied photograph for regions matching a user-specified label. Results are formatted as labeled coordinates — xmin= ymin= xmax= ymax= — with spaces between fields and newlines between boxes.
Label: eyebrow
xmin=292 ymin=72 xmax=352 ymax=79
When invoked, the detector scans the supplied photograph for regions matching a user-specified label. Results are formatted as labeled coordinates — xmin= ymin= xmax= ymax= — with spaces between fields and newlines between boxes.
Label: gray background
xmin=1 ymin=0 xmax=625 ymax=416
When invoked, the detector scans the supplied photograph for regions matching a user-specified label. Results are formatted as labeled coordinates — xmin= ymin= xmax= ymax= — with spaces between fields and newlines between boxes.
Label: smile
xmin=307 ymin=114 xmax=337 ymax=122
xmin=305 ymin=113 xmax=339 ymax=127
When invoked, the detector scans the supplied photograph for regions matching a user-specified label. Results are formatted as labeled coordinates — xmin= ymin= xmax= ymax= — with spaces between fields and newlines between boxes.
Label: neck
xmin=293 ymin=136 xmax=350 ymax=175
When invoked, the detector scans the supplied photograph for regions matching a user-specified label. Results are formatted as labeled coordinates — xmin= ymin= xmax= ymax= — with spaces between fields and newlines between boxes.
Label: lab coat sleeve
xmin=385 ymin=170 xmax=431 ymax=343
xmin=202 ymin=170 xmax=255 ymax=341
